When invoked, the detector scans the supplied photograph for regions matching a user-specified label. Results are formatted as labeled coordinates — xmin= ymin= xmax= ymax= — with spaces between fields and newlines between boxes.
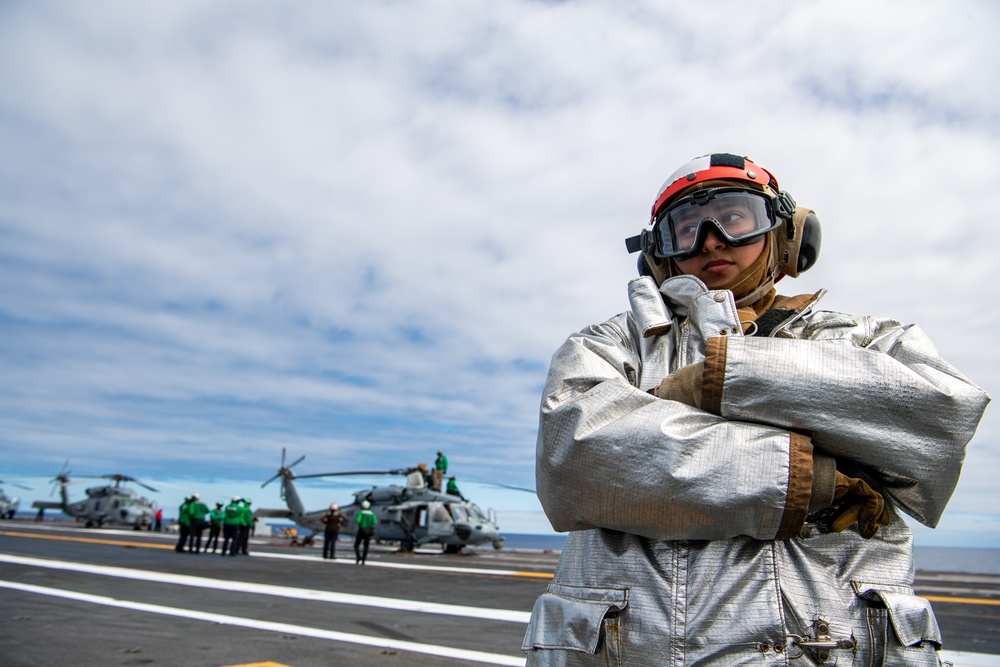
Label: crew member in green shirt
xmin=432 ymin=450 xmax=448 ymax=491
xmin=237 ymin=497 xmax=254 ymax=556
xmin=207 ymin=501 xmax=225 ymax=553
xmin=446 ymin=475 xmax=466 ymax=501
xmin=186 ymin=493 xmax=210 ymax=553
xmin=222 ymin=496 xmax=242 ymax=557
xmin=174 ymin=495 xmax=192 ymax=553
xmin=354 ymin=500 xmax=378 ymax=565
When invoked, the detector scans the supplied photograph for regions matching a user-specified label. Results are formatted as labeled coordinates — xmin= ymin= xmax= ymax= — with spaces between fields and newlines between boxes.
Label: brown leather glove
xmin=828 ymin=471 xmax=892 ymax=539
xmin=653 ymin=362 xmax=704 ymax=409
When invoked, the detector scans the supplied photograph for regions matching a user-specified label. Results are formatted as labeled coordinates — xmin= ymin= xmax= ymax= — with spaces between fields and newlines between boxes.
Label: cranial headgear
xmin=625 ymin=153 xmax=821 ymax=297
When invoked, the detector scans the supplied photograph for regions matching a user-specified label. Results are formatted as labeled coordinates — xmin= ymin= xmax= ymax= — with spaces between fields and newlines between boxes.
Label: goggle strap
xmin=624 ymin=234 xmax=643 ymax=254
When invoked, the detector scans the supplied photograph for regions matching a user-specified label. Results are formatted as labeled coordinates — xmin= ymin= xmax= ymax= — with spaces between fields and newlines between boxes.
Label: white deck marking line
xmin=253 ymin=550 xmax=553 ymax=578
xmin=2 ymin=577 xmax=997 ymax=667
xmin=0 ymin=579 xmax=526 ymax=667
xmin=936 ymin=650 xmax=1000 ymax=666
xmin=1 ymin=527 xmax=554 ymax=578
xmin=0 ymin=553 xmax=531 ymax=623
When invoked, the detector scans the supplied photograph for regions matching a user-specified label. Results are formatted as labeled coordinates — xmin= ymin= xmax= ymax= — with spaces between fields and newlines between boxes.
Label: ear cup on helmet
xmin=797 ymin=211 xmax=821 ymax=274
xmin=776 ymin=207 xmax=822 ymax=278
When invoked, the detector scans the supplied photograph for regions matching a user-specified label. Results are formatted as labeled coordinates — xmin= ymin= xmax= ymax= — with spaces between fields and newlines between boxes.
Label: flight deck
xmin=1 ymin=520 xmax=998 ymax=666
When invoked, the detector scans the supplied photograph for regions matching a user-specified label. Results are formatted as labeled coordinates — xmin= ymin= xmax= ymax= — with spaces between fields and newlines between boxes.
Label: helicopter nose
xmin=473 ymin=522 xmax=499 ymax=542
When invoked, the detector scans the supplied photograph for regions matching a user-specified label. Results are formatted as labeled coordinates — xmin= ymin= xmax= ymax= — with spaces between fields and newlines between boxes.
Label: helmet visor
xmin=652 ymin=188 xmax=779 ymax=259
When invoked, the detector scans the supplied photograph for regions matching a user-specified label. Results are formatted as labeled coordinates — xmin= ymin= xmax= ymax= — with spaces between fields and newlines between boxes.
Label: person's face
xmin=672 ymin=227 xmax=766 ymax=288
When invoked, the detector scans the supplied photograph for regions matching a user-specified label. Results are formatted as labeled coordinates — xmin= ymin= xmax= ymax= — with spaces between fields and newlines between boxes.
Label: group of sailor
xmin=174 ymin=494 xmax=255 ymax=556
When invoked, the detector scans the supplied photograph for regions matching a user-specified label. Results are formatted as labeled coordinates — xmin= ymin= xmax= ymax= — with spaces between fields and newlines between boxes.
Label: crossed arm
xmin=536 ymin=317 xmax=989 ymax=541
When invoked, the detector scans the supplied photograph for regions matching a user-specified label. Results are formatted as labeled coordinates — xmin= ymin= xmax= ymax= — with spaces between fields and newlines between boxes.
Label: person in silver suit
xmin=523 ymin=153 xmax=990 ymax=666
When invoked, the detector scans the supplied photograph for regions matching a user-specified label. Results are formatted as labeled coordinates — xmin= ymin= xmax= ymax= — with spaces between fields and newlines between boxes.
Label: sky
xmin=1 ymin=1 xmax=998 ymax=547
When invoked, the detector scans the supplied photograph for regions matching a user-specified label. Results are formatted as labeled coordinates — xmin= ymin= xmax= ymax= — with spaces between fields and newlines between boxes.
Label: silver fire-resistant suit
xmin=523 ymin=274 xmax=990 ymax=666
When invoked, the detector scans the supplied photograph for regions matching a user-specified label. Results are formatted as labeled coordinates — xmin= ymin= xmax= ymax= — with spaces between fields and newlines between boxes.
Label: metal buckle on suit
xmin=786 ymin=620 xmax=855 ymax=661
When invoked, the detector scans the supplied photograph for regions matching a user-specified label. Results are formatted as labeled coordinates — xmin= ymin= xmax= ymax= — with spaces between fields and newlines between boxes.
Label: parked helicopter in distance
xmin=0 ymin=479 xmax=31 ymax=519
xmin=32 ymin=465 xmax=157 ymax=529
xmin=255 ymin=449 xmax=512 ymax=553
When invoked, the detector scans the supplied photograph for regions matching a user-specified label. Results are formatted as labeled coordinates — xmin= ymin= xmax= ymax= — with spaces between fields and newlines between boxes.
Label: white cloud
xmin=1 ymin=0 xmax=997 ymax=541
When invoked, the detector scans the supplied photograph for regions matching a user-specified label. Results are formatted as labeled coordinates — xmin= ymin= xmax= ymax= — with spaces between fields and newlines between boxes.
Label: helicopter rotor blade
xmin=262 ymin=449 xmax=305 ymax=488
xmin=52 ymin=460 xmax=72 ymax=483
xmin=463 ymin=477 xmax=537 ymax=494
xmin=296 ymin=469 xmax=409 ymax=480
xmin=143 ymin=480 xmax=198 ymax=493
xmin=49 ymin=467 xmax=73 ymax=496
xmin=99 ymin=474 xmax=158 ymax=493
xmin=0 ymin=481 xmax=33 ymax=491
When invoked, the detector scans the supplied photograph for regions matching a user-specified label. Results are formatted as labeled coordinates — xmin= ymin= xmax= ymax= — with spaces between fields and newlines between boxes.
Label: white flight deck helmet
xmin=625 ymin=153 xmax=821 ymax=303
xmin=361 ymin=500 xmax=371 ymax=509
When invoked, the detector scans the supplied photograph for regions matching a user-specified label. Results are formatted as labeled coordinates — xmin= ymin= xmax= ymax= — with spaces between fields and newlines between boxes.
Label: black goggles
xmin=626 ymin=188 xmax=793 ymax=260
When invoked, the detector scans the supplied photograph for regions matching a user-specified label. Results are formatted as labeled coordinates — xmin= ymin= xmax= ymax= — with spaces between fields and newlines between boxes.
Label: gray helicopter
xmin=0 ymin=480 xmax=32 ymax=519
xmin=32 ymin=465 xmax=157 ymax=529
xmin=255 ymin=449 xmax=514 ymax=553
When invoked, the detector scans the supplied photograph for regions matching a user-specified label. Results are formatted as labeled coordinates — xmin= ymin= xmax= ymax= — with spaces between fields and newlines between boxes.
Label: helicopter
xmin=31 ymin=465 xmax=158 ymax=529
xmin=255 ymin=449 xmax=512 ymax=553
xmin=0 ymin=480 xmax=32 ymax=519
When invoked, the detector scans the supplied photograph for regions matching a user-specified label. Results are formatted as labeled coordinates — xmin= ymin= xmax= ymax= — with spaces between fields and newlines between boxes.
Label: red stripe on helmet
xmin=650 ymin=155 xmax=779 ymax=224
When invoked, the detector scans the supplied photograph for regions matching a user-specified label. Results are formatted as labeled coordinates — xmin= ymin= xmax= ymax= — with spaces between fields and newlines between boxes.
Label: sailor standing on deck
xmin=322 ymin=503 xmax=347 ymax=560
xmin=237 ymin=498 xmax=254 ymax=555
xmin=222 ymin=496 xmax=241 ymax=556
xmin=207 ymin=502 xmax=224 ymax=553
xmin=174 ymin=495 xmax=192 ymax=553
xmin=354 ymin=500 xmax=378 ymax=565
xmin=186 ymin=493 xmax=209 ymax=553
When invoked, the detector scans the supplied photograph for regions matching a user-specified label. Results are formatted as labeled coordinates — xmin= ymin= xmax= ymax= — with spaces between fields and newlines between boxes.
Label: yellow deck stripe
xmin=511 ymin=571 xmax=554 ymax=579
xmin=0 ymin=530 xmax=552 ymax=578
xmin=924 ymin=595 xmax=1000 ymax=606
xmin=0 ymin=530 xmax=175 ymax=550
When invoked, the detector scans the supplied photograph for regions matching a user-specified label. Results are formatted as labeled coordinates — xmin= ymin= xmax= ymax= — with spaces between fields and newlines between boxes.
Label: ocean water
xmin=501 ymin=534 xmax=1000 ymax=576
xmin=913 ymin=546 xmax=1000 ymax=575
xmin=501 ymin=533 xmax=567 ymax=552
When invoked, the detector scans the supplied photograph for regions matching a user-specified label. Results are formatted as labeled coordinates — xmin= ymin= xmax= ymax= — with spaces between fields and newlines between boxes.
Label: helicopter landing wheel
xmin=401 ymin=537 xmax=416 ymax=552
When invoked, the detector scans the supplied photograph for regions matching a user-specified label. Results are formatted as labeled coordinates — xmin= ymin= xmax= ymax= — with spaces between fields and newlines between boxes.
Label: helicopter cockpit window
xmin=450 ymin=505 xmax=470 ymax=521
xmin=468 ymin=505 xmax=486 ymax=520
xmin=430 ymin=504 xmax=451 ymax=523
